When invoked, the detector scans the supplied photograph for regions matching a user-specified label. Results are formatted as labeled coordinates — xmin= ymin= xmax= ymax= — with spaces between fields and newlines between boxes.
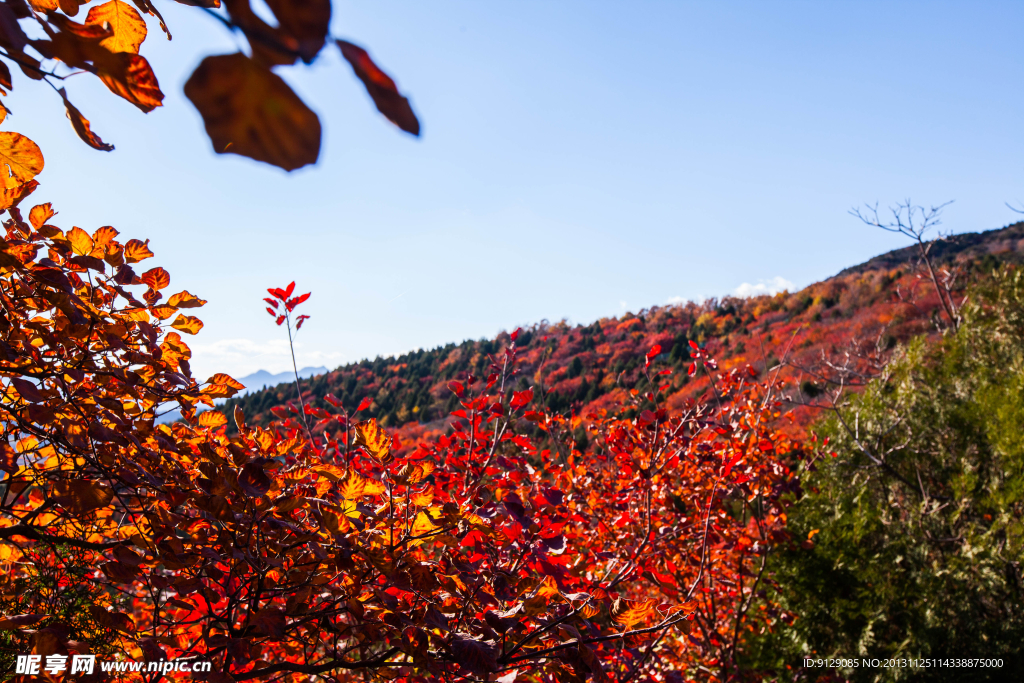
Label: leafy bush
xmin=751 ymin=268 xmax=1024 ymax=681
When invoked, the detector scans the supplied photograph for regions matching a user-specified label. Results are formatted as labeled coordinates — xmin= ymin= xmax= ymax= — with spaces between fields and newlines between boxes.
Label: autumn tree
xmin=0 ymin=130 xmax=801 ymax=679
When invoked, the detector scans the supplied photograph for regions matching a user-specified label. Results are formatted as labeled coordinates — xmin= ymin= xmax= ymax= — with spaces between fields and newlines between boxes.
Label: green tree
xmin=751 ymin=267 xmax=1024 ymax=681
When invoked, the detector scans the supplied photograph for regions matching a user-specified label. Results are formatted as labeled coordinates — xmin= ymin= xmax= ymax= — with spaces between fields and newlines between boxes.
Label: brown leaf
xmin=0 ymin=61 xmax=11 ymax=90
xmin=251 ymin=608 xmax=285 ymax=637
xmin=451 ymin=637 xmax=497 ymax=675
xmin=100 ymin=560 xmax=140 ymax=583
xmin=59 ymin=89 xmax=115 ymax=152
xmin=85 ymin=0 xmax=147 ymax=54
xmin=263 ymin=0 xmax=330 ymax=60
xmin=0 ymin=613 xmax=50 ymax=630
xmin=239 ymin=460 xmax=271 ymax=496
xmin=97 ymin=52 xmax=164 ymax=112
xmin=337 ymin=40 xmax=420 ymax=136
xmin=54 ymin=479 xmax=114 ymax=513
xmin=0 ymin=132 xmax=43 ymax=188
xmin=184 ymin=53 xmax=321 ymax=171
xmin=223 ymin=0 xmax=298 ymax=67
xmin=58 ymin=0 xmax=84 ymax=16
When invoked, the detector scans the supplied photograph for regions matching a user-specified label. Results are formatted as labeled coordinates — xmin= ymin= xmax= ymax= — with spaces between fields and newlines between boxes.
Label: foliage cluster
xmin=0 ymin=131 xmax=801 ymax=682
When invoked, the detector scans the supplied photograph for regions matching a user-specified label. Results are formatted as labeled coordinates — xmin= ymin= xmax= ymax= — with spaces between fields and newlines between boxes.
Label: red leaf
xmin=284 ymin=281 xmax=296 ymax=298
xmin=510 ymin=388 xmax=533 ymax=411
xmin=646 ymin=344 xmax=662 ymax=360
xmin=510 ymin=327 xmax=520 ymax=342
xmin=337 ymin=40 xmax=420 ymax=135
xmin=268 ymin=287 xmax=286 ymax=300
xmin=295 ymin=314 xmax=310 ymax=330
xmin=688 ymin=362 xmax=697 ymax=377
xmin=723 ymin=454 xmax=743 ymax=477
xmin=265 ymin=307 xmax=276 ymax=316
xmin=357 ymin=396 xmax=373 ymax=411
xmin=275 ymin=314 xmax=286 ymax=326
xmin=264 ymin=297 xmax=279 ymax=309
xmin=286 ymin=292 xmax=311 ymax=311
xmin=447 ymin=380 xmax=465 ymax=397
xmin=758 ymin=439 xmax=774 ymax=452
xmin=688 ymin=340 xmax=699 ymax=350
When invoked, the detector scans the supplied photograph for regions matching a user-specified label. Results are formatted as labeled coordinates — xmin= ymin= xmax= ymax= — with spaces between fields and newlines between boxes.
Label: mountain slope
xmin=221 ymin=221 xmax=1024 ymax=440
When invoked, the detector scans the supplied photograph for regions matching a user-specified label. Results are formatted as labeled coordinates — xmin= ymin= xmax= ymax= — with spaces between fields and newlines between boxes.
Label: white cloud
xmin=665 ymin=295 xmax=686 ymax=304
xmin=188 ymin=338 xmax=345 ymax=381
xmin=733 ymin=276 xmax=795 ymax=298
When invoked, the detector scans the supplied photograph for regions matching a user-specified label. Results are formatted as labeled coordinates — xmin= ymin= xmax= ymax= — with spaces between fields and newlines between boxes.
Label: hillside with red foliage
xmin=223 ymin=221 xmax=1024 ymax=443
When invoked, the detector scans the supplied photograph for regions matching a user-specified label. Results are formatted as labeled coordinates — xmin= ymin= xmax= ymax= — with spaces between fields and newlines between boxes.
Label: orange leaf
xmin=610 ymin=598 xmax=653 ymax=629
xmin=184 ymin=53 xmax=321 ymax=171
xmin=207 ymin=373 xmax=244 ymax=390
xmin=0 ymin=180 xmax=38 ymax=211
xmin=141 ymin=266 xmax=169 ymax=290
xmin=60 ymin=89 xmax=114 ymax=152
xmin=353 ymin=418 xmax=393 ymax=463
xmin=149 ymin=304 xmax=176 ymax=320
xmin=85 ymin=0 xmax=147 ymax=54
xmin=97 ymin=52 xmax=164 ymax=113
xmin=0 ymin=132 xmax=44 ymax=189
xmin=93 ymin=225 xmax=119 ymax=246
xmin=123 ymin=238 xmax=153 ymax=263
xmin=167 ymin=290 xmax=206 ymax=308
xmin=198 ymin=411 xmax=227 ymax=428
xmin=171 ymin=314 xmax=203 ymax=335
xmin=67 ymin=226 xmax=94 ymax=256
xmin=28 ymin=203 xmax=55 ymax=230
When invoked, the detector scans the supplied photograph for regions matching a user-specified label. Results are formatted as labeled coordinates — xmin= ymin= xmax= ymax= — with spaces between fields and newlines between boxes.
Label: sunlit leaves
xmin=85 ymin=0 xmax=147 ymax=55
xmin=610 ymin=597 xmax=654 ymax=629
xmin=184 ymin=53 xmax=321 ymax=171
xmin=123 ymin=238 xmax=154 ymax=262
xmin=0 ymin=132 xmax=43 ymax=188
xmin=96 ymin=53 xmax=164 ymax=112
xmin=197 ymin=410 xmax=227 ymax=428
xmin=168 ymin=290 xmax=206 ymax=308
xmin=171 ymin=314 xmax=203 ymax=334
xmin=353 ymin=418 xmax=392 ymax=464
xmin=66 ymin=226 xmax=94 ymax=255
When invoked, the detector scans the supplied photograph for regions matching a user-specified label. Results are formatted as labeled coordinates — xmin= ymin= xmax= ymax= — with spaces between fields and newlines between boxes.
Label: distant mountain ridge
xmin=221 ymin=221 xmax=1024 ymax=439
xmin=235 ymin=366 xmax=328 ymax=396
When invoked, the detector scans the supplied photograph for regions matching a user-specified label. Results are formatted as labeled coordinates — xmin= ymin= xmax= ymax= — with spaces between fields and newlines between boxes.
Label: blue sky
xmin=9 ymin=0 xmax=1023 ymax=381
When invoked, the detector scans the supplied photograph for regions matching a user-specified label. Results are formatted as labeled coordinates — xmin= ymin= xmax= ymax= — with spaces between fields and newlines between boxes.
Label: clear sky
xmin=8 ymin=0 xmax=1023 ymax=381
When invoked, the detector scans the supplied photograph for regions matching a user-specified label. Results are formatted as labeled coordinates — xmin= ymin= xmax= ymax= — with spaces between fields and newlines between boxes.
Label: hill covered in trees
xmin=222 ymin=221 xmax=1024 ymax=442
